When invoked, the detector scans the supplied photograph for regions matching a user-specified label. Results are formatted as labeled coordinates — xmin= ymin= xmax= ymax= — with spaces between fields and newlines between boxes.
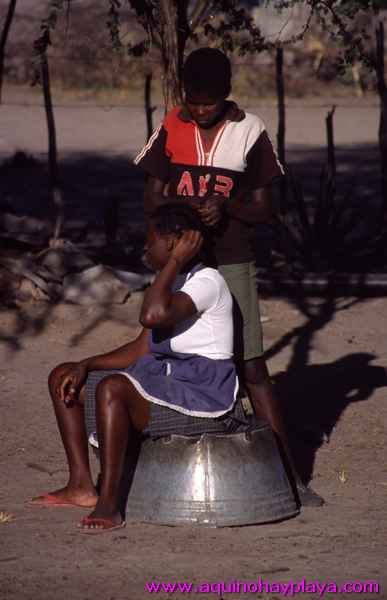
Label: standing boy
xmin=134 ymin=47 xmax=323 ymax=506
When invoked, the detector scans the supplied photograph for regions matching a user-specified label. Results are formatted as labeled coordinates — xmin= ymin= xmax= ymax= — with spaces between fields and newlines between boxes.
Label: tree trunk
xmin=41 ymin=55 xmax=64 ymax=243
xmin=0 ymin=0 xmax=17 ymax=104
xmin=158 ymin=0 xmax=189 ymax=111
xmin=375 ymin=21 xmax=387 ymax=222
xmin=159 ymin=0 xmax=181 ymax=110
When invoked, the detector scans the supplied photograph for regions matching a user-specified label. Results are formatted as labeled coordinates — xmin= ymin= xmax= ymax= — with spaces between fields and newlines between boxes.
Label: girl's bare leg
xmin=30 ymin=363 xmax=97 ymax=507
xmin=80 ymin=374 xmax=149 ymax=530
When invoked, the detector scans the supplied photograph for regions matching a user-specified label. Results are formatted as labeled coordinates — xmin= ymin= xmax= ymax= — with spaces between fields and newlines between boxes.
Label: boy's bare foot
xmin=296 ymin=482 xmax=325 ymax=507
xmin=29 ymin=485 xmax=98 ymax=508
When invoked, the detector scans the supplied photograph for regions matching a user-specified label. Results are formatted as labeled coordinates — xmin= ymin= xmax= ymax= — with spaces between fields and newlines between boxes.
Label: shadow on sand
xmin=265 ymin=289 xmax=387 ymax=482
xmin=1 ymin=146 xmax=387 ymax=486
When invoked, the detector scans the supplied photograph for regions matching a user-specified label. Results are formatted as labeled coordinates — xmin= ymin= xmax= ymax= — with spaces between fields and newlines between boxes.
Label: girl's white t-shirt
xmin=170 ymin=267 xmax=233 ymax=360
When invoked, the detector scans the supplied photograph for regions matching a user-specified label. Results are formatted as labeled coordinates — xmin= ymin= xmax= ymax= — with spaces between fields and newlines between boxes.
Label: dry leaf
xmin=339 ymin=470 xmax=347 ymax=484
xmin=0 ymin=512 xmax=15 ymax=524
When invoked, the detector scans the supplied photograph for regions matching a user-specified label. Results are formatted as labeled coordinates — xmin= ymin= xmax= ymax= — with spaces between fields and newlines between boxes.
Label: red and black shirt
xmin=134 ymin=102 xmax=283 ymax=264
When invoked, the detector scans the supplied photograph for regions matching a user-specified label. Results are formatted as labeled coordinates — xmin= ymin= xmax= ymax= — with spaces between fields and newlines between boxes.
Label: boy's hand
xmin=197 ymin=196 xmax=226 ymax=226
xmin=57 ymin=363 xmax=88 ymax=406
xmin=171 ymin=230 xmax=203 ymax=267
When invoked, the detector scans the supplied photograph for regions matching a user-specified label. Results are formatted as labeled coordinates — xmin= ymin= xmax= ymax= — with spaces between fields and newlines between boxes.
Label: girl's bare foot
xmin=78 ymin=515 xmax=126 ymax=534
xmin=78 ymin=499 xmax=123 ymax=531
xmin=29 ymin=485 xmax=97 ymax=508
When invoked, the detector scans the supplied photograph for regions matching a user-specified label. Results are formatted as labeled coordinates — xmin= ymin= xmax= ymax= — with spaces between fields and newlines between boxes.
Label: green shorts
xmin=218 ymin=262 xmax=263 ymax=362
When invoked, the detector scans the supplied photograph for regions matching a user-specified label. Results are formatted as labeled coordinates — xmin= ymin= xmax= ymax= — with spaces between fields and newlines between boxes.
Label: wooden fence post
xmin=275 ymin=46 xmax=287 ymax=214
xmin=326 ymin=105 xmax=336 ymax=180
xmin=0 ymin=0 xmax=17 ymax=104
xmin=41 ymin=54 xmax=64 ymax=243
xmin=375 ymin=21 xmax=387 ymax=222
xmin=144 ymin=71 xmax=155 ymax=141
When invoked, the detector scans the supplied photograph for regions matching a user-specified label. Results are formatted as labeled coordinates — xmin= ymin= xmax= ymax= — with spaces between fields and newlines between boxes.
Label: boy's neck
xmin=196 ymin=102 xmax=230 ymax=133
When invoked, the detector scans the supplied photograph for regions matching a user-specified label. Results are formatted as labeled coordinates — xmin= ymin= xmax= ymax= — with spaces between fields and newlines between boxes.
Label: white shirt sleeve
xmin=179 ymin=273 xmax=220 ymax=313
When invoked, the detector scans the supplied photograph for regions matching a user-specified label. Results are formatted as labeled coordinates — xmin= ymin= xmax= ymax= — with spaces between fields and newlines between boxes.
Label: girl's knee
xmin=96 ymin=375 xmax=149 ymax=431
xmin=96 ymin=375 xmax=128 ymax=407
xmin=48 ymin=362 xmax=76 ymax=394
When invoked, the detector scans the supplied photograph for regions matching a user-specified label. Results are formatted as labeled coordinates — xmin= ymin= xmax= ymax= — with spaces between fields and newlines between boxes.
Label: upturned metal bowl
xmin=126 ymin=424 xmax=299 ymax=527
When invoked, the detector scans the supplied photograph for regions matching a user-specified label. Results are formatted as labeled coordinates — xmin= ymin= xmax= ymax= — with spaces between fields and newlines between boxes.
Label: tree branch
xmin=189 ymin=0 xmax=213 ymax=34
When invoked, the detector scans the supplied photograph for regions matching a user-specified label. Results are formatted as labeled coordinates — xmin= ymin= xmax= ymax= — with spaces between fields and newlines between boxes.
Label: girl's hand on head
xmin=171 ymin=230 xmax=203 ymax=267
xmin=56 ymin=364 xmax=88 ymax=406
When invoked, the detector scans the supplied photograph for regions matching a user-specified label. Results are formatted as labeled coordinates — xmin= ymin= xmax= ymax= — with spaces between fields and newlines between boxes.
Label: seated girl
xmin=31 ymin=203 xmax=248 ymax=533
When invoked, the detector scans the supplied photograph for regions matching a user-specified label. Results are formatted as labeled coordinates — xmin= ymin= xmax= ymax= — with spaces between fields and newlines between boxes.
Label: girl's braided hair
xmin=151 ymin=203 xmax=213 ymax=265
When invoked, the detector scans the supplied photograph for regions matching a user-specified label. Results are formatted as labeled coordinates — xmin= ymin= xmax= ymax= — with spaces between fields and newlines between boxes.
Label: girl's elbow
xmin=139 ymin=312 xmax=155 ymax=328
xmin=139 ymin=310 xmax=168 ymax=329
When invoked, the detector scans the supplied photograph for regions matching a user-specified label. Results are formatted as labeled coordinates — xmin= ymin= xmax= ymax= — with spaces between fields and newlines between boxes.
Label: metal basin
xmin=126 ymin=424 xmax=299 ymax=527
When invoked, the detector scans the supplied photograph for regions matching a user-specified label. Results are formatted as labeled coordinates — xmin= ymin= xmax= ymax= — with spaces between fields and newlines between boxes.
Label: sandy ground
xmin=1 ymin=89 xmax=387 ymax=599
xmin=1 ymin=291 xmax=387 ymax=600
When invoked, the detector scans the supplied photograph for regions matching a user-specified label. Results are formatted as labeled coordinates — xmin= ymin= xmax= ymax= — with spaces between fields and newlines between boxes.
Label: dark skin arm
xmin=145 ymin=176 xmax=273 ymax=226
xmin=79 ymin=328 xmax=150 ymax=371
xmin=57 ymin=328 xmax=150 ymax=405
xmin=197 ymin=187 xmax=273 ymax=226
xmin=144 ymin=175 xmax=167 ymax=215
xmin=140 ymin=230 xmax=203 ymax=329
xmin=57 ymin=232 xmax=203 ymax=404
xmin=225 ymin=187 xmax=273 ymax=225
